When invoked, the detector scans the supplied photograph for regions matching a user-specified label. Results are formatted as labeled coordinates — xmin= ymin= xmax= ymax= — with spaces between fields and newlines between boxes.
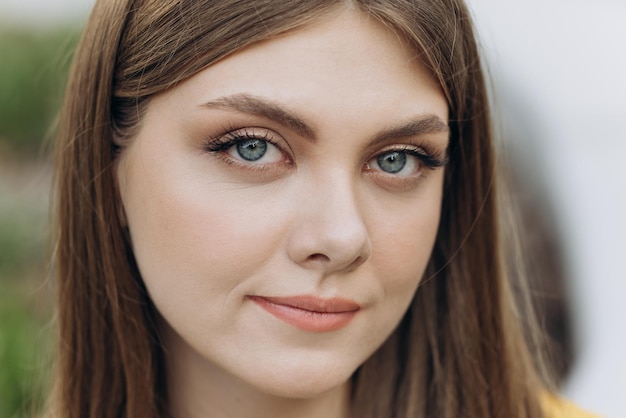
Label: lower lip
xmin=249 ymin=297 xmax=358 ymax=332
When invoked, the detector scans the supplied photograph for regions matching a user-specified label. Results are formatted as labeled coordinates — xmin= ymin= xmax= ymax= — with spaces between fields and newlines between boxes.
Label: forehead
xmin=151 ymin=7 xmax=448 ymax=135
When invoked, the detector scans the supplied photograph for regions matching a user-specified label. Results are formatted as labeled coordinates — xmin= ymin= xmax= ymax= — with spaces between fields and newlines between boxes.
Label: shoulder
xmin=542 ymin=394 xmax=603 ymax=418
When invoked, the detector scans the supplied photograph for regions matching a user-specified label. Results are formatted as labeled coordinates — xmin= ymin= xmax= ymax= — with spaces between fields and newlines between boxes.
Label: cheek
xmin=347 ymin=181 xmax=443 ymax=356
xmin=368 ymin=178 xmax=443 ymax=301
xmin=120 ymin=159 xmax=291 ymax=309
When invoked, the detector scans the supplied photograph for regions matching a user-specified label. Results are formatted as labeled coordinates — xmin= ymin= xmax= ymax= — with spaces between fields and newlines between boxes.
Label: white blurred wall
xmin=2 ymin=0 xmax=624 ymax=416
xmin=468 ymin=1 xmax=626 ymax=417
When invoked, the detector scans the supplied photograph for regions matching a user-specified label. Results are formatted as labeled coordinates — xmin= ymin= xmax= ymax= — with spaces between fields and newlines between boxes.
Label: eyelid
xmin=362 ymin=144 xmax=447 ymax=193
xmin=204 ymin=127 xmax=292 ymax=156
xmin=369 ymin=142 xmax=448 ymax=170
xmin=201 ymin=126 xmax=295 ymax=175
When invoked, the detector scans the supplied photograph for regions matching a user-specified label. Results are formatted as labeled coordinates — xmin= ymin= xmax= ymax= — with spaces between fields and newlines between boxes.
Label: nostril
xmin=347 ymin=255 xmax=365 ymax=271
xmin=307 ymin=253 xmax=330 ymax=263
xmin=304 ymin=252 xmax=366 ymax=272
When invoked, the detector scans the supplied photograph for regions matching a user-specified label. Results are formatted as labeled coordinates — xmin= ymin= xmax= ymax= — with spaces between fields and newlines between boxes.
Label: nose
xmin=286 ymin=177 xmax=372 ymax=274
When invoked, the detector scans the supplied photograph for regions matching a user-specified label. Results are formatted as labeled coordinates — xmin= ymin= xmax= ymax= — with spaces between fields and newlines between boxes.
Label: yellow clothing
xmin=543 ymin=395 xmax=602 ymax=418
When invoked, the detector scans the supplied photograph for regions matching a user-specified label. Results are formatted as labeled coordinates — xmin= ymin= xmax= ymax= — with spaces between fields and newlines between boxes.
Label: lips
xmin=248 ymin=295 xmax=360 ymax=332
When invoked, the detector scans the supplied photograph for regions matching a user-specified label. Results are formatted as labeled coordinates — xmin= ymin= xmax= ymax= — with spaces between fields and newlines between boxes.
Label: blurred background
xmin=1 ymin=1 xmax=88 ymax=417
xmin=469 ymin=2 xmax=626 ymax=417
xmin=0 ymin=0 xmax=624 ymax=417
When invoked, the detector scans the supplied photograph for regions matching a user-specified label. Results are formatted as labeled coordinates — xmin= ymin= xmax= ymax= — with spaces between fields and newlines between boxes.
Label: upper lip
xmin=250 ymin=295 xmax=361 ymax=313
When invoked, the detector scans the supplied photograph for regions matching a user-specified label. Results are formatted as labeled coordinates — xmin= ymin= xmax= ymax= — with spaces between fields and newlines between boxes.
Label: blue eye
xmin=236 ymin=139 xmax=267 ymax=161
xmin=204 ymin=128 xmax=288 ymax=167
xmin=376 ymin=151 xmax=407 ymax=174
xmin=366 ymin=147 xmax=432 ymax=178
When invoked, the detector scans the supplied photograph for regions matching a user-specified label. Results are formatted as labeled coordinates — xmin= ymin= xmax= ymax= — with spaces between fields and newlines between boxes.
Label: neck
xmin=163 ymin=326 xmax=351 ymax=418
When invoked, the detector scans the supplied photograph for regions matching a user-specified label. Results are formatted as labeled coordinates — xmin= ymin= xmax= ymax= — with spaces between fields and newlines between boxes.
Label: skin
xmin=117 ymin=7 xmax=449 ymax=418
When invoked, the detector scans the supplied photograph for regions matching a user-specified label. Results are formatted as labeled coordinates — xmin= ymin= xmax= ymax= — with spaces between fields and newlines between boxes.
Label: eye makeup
xmin=367 ymin=143 xmax=447 ymax=173
xmin=362 ymin=141 xmax=447 ymax=192
xmin=201 ymin=122 xmax=447 ymax=192
xmin=202 ymin=126 xmax=294 ymax=174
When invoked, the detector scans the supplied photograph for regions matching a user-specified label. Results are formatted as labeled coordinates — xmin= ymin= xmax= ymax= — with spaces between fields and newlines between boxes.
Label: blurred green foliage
xmin=0 ymin=26 xmax=80 ymax=154
xmin=0 ymin=211 xmax=47 ymax=280
xmin=0 ymin=203 xmax=52 ymax=418
xmin=0 ymin=285 xmax=52 ymax=418
xmin=1 ymin=24 xmax=79 ymax=418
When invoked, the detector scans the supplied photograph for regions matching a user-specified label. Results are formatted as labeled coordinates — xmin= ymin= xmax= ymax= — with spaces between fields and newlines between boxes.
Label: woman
xmin=49 ymin=0 xmax=597 ymax=417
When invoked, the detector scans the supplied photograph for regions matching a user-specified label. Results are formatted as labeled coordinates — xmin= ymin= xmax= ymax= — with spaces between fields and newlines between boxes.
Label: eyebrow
xmin=203 ymin=94 xmax=316 ymax=140
xmin=202 ymin=94 xmax=449 ymax=144
xmin=370 ymin=115 xmax=449 ymax=147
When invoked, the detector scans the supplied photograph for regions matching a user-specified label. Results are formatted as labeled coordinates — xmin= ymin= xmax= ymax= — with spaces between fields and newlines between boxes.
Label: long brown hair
xmin=50 ymin=0 xmax=546 ymax=417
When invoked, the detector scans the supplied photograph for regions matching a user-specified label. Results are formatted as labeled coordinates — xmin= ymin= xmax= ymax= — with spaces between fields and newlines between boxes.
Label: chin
xmin=243 ymin=357 xmax=356 ymax=399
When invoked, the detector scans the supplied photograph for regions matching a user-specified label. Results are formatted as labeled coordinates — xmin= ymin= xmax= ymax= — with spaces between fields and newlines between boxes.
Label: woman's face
xmin=118 ymin=8 xmax=448 ymax=400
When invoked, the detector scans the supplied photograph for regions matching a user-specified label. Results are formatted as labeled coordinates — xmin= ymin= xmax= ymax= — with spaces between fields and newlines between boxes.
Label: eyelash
xmin=203 ymin=127 xmax=292 ymax=169
xmin=202 ymin=127 xmax=447 ymax=177
xmin=205 ymin=128 xmax=269 ymax=152
xmin=375 ymin=144 xmax=447 ymax=170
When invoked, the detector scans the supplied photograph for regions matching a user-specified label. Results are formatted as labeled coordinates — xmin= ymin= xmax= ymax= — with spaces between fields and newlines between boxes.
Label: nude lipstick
xmin=248 ymin=295 xmax=360 ymax=332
